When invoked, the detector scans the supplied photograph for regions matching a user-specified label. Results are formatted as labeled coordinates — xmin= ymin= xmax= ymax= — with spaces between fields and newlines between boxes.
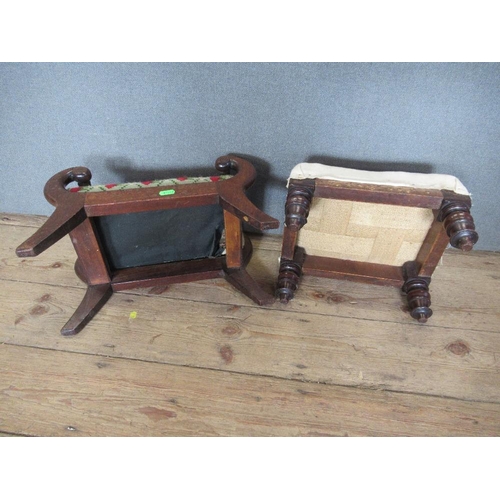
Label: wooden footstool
xmin=276 ymin=163 xmax=478 ymax=322
xmin=17 ymin=155 xmax=279 ymax=335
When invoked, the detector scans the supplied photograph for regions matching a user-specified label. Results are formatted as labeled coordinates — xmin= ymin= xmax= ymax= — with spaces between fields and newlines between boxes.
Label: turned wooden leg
xmin=285 ymin=180 xmax=315 ymax=231
xmin=438 ymin=200 xmax=478 ymax=251
xmin=402 ymin=277 xmax=432 ymax=323
xmin=61 ymin=283 xmax=113 ymax=336
xmin=276 ymin=180 xmax=315 ymax=303
xmin=276 ymin=258 xmax=303 ymax=303
xmin=402 ymin=262 xmax=432 ymax=323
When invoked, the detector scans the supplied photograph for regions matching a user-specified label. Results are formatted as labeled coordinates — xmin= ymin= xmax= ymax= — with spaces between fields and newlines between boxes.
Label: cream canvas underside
xmin=297 ymin=198 xmax=435 ymax=266
xmin=288 ymin=163 xmax=470 ymax=195
xmin=292 ymin=163 xmax=469 ymax=266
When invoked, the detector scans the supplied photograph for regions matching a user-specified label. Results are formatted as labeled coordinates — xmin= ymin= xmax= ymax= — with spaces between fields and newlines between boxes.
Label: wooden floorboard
xmin=4 ymin=224 xmax=499 ymax=333
xmin=2 ymin=343 xmax=500 ymax=437
xmin=2 ymin=279 xmax=500 ymax=403
xmin=1 ymin=214 xmax=499 ymax=436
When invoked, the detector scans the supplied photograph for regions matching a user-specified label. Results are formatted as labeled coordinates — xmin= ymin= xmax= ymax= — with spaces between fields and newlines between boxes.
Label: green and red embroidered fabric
xmin=68 ymin=175 xmax=233 ymax=193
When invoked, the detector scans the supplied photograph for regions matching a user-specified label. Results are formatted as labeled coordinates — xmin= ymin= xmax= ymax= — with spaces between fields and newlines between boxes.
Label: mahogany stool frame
xmin=276 ymin=177 xmax=478 ymax=322
xmin=17 ymin=155 xmax=279 ymax=335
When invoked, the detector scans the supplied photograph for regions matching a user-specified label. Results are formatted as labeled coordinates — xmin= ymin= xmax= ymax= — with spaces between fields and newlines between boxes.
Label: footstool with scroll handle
xmin=16 ymin=155 xmax=279 ymax=335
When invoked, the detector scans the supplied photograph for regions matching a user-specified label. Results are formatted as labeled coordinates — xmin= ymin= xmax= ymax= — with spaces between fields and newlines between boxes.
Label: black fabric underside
xmin=93 ymin=204 xmax=225 ymax=271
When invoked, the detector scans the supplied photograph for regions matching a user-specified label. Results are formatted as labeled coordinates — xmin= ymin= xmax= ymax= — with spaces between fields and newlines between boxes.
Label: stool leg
xmin=61 ymin=283 xmax=113 ymax=336
xmin=276 ymin=180 xmax=315 ymax=303
xmin=402 ymin=277 xmax=432 ymax=323
xmin=223 ymin=268 xmax=275 ymax=306
xmin=276 ymin=258 xmax=302 ymax=304
xmin=402 ymin=261 xmax=432 ymax=323
xmin=438 ymin=200 xmax=478 ymax=251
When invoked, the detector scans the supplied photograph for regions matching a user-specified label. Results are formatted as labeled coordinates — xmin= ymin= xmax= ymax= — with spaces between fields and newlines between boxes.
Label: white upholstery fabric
xmin=288 ymin=163 xmax=470 ymax=195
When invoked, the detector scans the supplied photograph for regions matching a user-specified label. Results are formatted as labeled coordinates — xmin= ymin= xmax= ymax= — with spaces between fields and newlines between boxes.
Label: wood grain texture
xmin=3 ymin=224 xmax=500 ymax=333
xmin=0 ymin=213 xmax=52 ymax=228
xmin=223 ymin=210 xmax=243 ymax=268
xmin=1 ymin=213 xmax=500 ymax=436
xmin=2 ymin=279 xmax=500 ymax=403
xmin=314 ymin=179 xmax=445 ymax=209
xmin=1 ymin=344 xmax=499 ymax=437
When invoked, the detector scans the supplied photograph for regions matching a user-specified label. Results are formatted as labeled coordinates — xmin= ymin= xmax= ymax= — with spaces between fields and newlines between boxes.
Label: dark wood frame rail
xmin=16 ymin=155 xmax=279 ymax=335
xmin=276 ymin=177 xmax=478 ymax=322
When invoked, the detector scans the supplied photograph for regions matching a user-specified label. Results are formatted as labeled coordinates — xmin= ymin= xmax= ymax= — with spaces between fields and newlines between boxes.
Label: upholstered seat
xmin=68 ymin=175 xmax=232 ymax=193
xmin=288 ymin=163 xmax=469 ymax=194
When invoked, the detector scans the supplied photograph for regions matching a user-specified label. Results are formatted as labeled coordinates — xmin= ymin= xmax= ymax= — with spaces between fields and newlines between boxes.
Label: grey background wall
xmin=1 ymin=62 xmax=499 ymax=250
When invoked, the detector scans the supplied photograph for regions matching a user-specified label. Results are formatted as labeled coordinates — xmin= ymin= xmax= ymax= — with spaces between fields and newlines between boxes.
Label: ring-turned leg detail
xmin=438 ymin=200 xmax=478 ymax=251
xmin=402 ymin=276 xmax=432 ymax=323
xmin=285 ymin=180 xmax=315 ymax=231
xmin=276 ymin=258 xmax=303 ymax=303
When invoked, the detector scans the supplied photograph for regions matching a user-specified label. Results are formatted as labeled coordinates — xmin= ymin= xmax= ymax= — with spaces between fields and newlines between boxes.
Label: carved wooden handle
xmin=16 ymin=167 xmax=90 ymax=257
xmin=215 ymin=155 xmax=279 ymax=231
xmin=43 ymin=167 xmax=91 ymax=207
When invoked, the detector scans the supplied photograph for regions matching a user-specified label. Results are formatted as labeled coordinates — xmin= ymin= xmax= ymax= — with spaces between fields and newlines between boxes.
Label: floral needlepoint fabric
xmin=68 ymin=175 xmax=233 ymax=193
